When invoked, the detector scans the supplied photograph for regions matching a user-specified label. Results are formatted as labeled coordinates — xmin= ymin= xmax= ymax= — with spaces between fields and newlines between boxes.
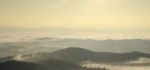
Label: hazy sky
xmin=0 ymin=0 xmax=150 ymax=32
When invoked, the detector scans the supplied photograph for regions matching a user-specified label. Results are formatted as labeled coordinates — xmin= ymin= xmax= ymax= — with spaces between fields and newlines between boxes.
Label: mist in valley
xmin=0 ymin=0 xmax=150 ymax=70
xmin=0 ymin=32 xmax=150 ymax=70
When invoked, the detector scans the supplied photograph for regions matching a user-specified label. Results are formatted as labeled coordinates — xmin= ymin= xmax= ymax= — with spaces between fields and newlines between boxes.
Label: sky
xmin=0 ymin=0 xmax=150 ymax=32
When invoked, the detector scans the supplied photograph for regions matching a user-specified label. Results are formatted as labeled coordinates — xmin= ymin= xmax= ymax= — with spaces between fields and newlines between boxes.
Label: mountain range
xmin=45 ymin=47 xmax=150 ymax=63
xmin=1 ymin=39 xmax=150 ymax=58
xmin=1 ymin=47 xmax=150 ymax=70
xmin=2 ymin=47 xmax=150 ymax=64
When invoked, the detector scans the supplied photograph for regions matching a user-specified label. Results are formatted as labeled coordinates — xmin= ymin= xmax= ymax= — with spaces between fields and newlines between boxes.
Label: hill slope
xmin=0 ymin=60 xmax=42 ymax=70
xmin=48 ymin=47 xmax=150 ymax=63
xmin=2 ymin=47 xmax=150 ymax=64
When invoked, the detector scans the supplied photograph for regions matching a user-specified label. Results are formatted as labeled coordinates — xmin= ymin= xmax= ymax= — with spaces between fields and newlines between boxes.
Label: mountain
xmin=48 ymin=47 xmax=150 ymax=63
xmin=48 ymin=47 xmax=95 ymax=63
xmin=1 ymin=47 xmax=150 ymax=64
xmin=42 ymin=39 xmax=150 ymax=53
xmin=1 ymin=39 xmax=150 ymax=58
xmin=0 ymin=59 xmax=108 ymax=70
xmin=0 ymin=60 xmax=42 ymax=70
xmin=39 ymin=59 xmax=86 ymax=70
xmin=0 ymin=60 xmax=84 ymax=70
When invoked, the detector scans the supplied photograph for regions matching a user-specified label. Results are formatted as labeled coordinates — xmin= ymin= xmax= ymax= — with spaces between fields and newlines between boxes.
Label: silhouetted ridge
xmin=50 ymin=47 xmax=95 ymax=63
xmin=0 ymin=59 xmax=107 ymax=70
xmin=0 ymin=60 xmax=41 ymax=70
xmin=54 ymin=47 xmax=94 ymax=54
xmin=49 ymin=47 xmax=150 ymax=63
xmin=3 ymin=47 xmax=150 ymax=64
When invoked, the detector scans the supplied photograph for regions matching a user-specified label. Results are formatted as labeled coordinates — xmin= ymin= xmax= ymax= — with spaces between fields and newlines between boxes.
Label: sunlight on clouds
xmin=0 ymin=0 xmax=150 ymax=32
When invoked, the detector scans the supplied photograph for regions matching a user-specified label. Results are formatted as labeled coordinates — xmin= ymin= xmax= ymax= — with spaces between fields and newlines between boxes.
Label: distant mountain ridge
xmin=48 ymin=47 xmax=150 ymax=63
xmin=1 ymin=47 xmax=150 ymax=64
xmin=1 ymin=39 xmax=150 ymax=58
xmin=54 ymin=39 xmax=150 ymax=53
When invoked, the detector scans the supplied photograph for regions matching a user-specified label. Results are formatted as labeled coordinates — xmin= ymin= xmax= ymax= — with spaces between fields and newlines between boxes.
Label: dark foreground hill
xmin=0 ymin=60 xmax=84 ymax=70
xmin=0 ymin=60 xmax=42 ymax=70
xmin=0 ymin=59 xmax=108 ymax=70
xmin=39 ymin=59 xmax=86 ymax=70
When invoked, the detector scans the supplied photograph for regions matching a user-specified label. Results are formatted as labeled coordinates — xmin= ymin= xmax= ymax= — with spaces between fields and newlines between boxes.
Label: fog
xmin=0 ymin=32 xmax=150 ymax=58
xmin=0 ymin=32 xmax=150 ymax=70
xmin=83 ymin=63 xmax=150 ymax=70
